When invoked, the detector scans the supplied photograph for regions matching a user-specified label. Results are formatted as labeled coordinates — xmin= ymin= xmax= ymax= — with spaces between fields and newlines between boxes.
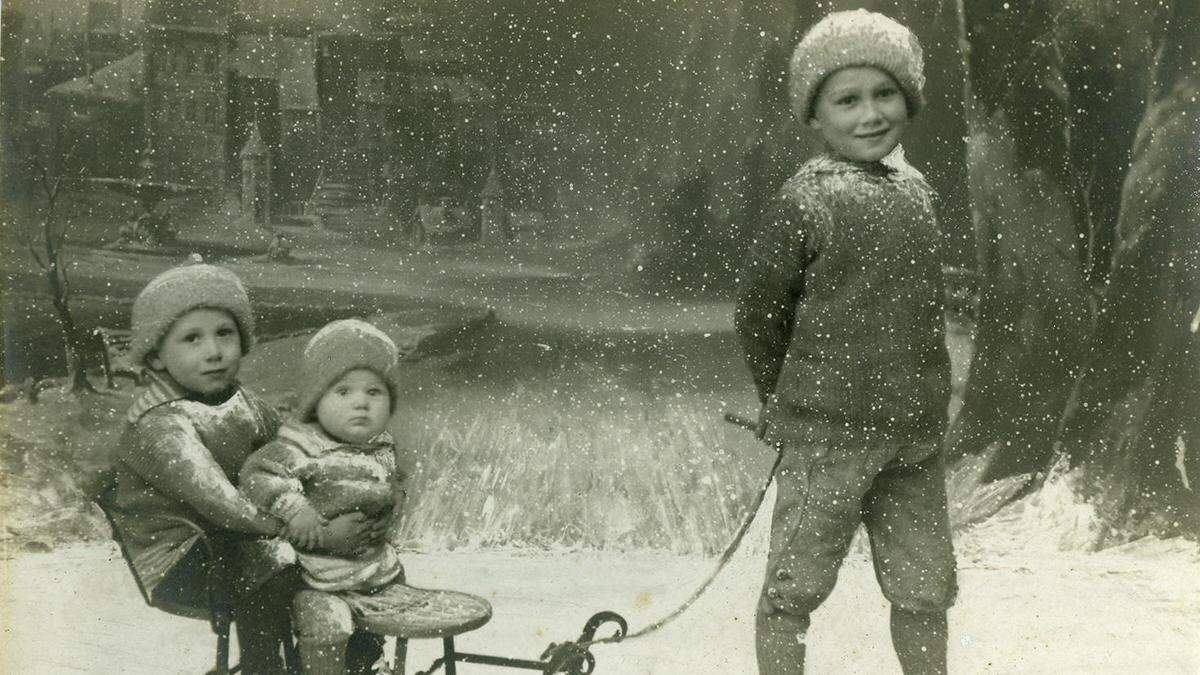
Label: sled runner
xmin=388 ymin=610 xmax=629 ymax=675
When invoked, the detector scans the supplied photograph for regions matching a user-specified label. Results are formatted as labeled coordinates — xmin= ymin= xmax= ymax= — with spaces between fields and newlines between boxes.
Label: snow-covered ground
xmin=3 ymin=481 xmax=1197 ymax=674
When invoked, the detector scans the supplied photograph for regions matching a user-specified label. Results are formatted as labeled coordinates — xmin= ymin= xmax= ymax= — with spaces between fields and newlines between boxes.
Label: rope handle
xmin=553 ymin=412 xmax=782 ymax=658
xmin=723 ymin=412 xmax=759 ymax=434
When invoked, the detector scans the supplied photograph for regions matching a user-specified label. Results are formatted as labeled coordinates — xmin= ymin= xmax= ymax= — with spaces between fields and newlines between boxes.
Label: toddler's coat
xmin=240 ymin=419 xmax=404 ymax=592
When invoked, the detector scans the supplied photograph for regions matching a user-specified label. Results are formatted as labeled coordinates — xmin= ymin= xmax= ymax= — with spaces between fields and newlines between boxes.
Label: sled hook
xmin=539 ymin=611 xmax=628 ymax=674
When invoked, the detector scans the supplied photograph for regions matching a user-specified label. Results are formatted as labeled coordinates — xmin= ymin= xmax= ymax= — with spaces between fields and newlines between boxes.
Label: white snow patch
xmin=3 ymin=480 xmax=1197 ymax=674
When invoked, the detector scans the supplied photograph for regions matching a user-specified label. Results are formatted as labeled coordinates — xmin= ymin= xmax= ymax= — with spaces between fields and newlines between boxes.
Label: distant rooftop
xmin=45 ymin=51 xmax=143 ymax=103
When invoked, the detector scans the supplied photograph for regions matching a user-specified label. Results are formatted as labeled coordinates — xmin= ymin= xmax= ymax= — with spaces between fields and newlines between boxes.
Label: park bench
xmin=92 ymin=326 xmax=143 ymax=388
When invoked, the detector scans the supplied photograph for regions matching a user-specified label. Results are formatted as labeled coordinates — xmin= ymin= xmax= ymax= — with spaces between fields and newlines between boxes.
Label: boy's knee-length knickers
xmin=759 ymin=441 xmax=957 ymax=619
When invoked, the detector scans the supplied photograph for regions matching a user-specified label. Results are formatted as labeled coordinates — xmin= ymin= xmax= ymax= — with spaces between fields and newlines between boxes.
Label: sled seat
xmin=90 ymin=473 xmax=299 ymax=675
xmin=356 ymin=585 xmax=493 ymax=675
xmin=356 ymin=585 xmax=492 ymax=638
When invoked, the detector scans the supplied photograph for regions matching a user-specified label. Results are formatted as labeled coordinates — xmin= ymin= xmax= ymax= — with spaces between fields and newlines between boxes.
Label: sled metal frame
xmin=403 ymin=611 xmax=628 ymax=675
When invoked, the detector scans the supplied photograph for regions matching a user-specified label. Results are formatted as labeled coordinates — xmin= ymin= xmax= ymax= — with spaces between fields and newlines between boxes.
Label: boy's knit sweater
xmin=735 ymin=151 xmax=951 ymax=449
xmin=240 ymin=420 xmax=403 ymax=592
xmin=109 ymin=371 xmax=288 ymax=602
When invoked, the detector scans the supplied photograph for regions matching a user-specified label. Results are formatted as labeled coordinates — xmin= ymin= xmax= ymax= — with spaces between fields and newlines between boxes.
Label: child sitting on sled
xmin=241 ymin=319 xmax=418 ymax=674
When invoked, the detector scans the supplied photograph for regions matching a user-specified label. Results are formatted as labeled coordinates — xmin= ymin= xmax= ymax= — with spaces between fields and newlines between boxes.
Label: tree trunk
xmin=949 ymin=0 xmax=1165 ymax=481
xmin=45 ymin=246 xmax=95 ymax=394
xmin=1053 ymin=0 xmax=1200 ymax=533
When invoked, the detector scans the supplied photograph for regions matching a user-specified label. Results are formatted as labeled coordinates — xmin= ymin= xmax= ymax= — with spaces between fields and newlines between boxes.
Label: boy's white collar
xmin=814 ymin=144 xmax=920 ymax=180
xmin=126 ymin=370 xmax=244 ymax=423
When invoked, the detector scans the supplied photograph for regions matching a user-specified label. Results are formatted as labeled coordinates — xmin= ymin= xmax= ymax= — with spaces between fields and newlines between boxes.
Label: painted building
xmin=45 ymin=0 xmax=497 ymax=225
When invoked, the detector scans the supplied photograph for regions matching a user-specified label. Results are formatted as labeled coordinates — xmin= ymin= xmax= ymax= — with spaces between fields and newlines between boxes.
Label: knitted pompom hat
xmin=129 ymin=263 xmax=256 ymax=366
xmin=297 ymin=319 xmax=400 ymax=420
xmin=789 ymin=9 xmax=925 ymax=122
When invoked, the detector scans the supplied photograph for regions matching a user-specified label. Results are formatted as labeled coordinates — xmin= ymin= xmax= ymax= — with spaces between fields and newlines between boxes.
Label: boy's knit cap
xmin=790 ymin=9 xmax=925 ymax=122
xmin=297 ymin=319 xmax=400 ymax=420
xmin=129 ymin=263 xmax=255 ymax=366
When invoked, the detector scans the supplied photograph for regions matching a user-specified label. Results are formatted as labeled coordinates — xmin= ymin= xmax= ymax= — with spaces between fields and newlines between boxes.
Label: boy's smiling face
xmin=148 ymin=307 xmax=243 ymax=395
xmin=315 ymin=368 xmax=392 ymax=444
xmin=809 ymin=66 xmax=909 ymax=163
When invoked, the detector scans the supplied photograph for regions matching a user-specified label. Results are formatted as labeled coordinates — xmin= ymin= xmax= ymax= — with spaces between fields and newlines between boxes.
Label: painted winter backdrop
xmin=1 ymin=0 xmax=1197 ymax=673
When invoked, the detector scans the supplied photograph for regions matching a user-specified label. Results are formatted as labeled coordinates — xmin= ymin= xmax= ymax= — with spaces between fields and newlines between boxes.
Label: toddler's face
xmin=316 ymin=368 xmax=392 ymax=444
xmin=148 ymin=307 xmax=243 ymax=395
xmin=809 ymin=66 xmax=909 ymax=163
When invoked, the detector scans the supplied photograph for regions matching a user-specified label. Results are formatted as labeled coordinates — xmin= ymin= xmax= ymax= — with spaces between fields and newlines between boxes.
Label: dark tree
xmin=953 ymin=0 xmax=1199 ymax=533
xmin=24 ymin=154 xmax=97 ymax=396
xmin=1052 ymin=0 xmax=1200 ymax=531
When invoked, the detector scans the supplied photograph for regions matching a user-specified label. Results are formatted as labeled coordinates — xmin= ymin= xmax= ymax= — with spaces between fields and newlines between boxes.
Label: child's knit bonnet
xmin=297 ymin=319 xmax=400 ymax=420
xmin=790 ymin=9 xmax=925 ymax=122
xmin=129 ymin=263 xmax=256 ymax=366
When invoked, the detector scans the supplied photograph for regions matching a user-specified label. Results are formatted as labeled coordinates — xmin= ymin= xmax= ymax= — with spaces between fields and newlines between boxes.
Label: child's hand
xmin=366 ymin=505 xmax=396 ymax=546
xmin=283 ymin=505 xmax=326 ymax=551
xmin=323 ymin=512 xmax=372 ymax=555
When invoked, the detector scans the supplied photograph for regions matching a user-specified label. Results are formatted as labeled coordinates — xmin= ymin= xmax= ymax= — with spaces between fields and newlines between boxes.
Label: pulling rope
xmin=543 ymin=413 xmax=780 ymax=664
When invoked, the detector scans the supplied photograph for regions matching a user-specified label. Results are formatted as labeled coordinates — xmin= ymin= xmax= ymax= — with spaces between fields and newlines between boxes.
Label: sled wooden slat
xmin=355 ymin=585 xmax=492 ymax=639
xmin=352 ymin=585 xmax=492 ymax=675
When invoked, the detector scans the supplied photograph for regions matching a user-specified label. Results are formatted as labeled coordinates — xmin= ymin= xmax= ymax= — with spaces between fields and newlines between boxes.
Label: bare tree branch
xmin=26 ymin=235 xmax=49 ymax=271
xmin=23 ymin=126 xmax=96 ymax=395
xmin=35 ymin=159 xmax=53 ymax=202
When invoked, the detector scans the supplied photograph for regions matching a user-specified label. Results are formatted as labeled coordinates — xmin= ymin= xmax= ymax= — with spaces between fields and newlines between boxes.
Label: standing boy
xmin=735 ymin=10 xmax=957 ymax=674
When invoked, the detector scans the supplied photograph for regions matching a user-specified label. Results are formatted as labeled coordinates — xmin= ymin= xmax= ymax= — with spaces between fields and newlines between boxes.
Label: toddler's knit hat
xmin=129 ymin=263 xmax=255 ymax=366
xmin=789 ymin=9 xmax=925 ymax=122
xmin=297 ymin=319 xmax=400 ymax=420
